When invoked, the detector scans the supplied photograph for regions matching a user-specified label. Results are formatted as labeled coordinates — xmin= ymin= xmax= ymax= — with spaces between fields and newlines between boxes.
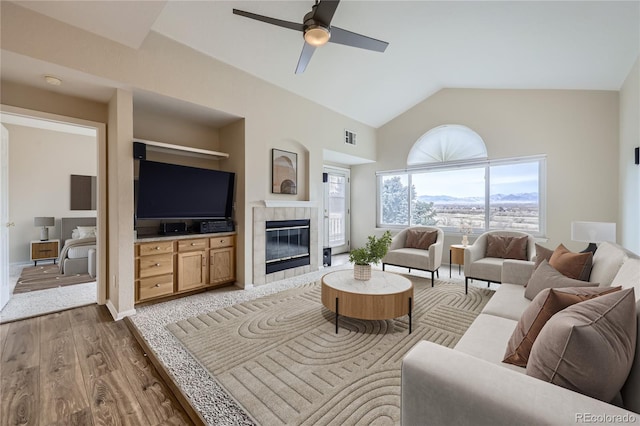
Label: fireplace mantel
xmin=262 ymin=200 xmax=318 ymax=208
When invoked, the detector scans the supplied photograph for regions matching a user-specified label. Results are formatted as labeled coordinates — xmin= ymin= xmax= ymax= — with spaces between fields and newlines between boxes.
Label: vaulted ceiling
xmin=4 ymin=1 xmax=639 ymax=128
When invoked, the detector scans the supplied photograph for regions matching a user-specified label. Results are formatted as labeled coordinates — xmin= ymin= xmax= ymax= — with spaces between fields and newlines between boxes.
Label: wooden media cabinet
xmin=134 ymin=233 xmax=235 ymax=304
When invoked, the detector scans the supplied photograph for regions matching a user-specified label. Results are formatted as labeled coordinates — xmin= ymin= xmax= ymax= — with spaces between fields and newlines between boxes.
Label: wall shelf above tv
xmin=135 ymin=138 xmax=230 ymax=159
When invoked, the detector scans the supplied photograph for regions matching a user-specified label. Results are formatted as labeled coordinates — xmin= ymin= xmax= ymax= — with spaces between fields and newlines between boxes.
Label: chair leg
xmin=487 ymin=282 xmax=490 ymax=288
xmin=436 ymin=269 xmax=439 ymax=278
xmin=465 ymin=277 xmax=469 ymax=294
xmin=382 ymin=264 xmax=386 ymax=271
xmin=408 ymin=268 xmax=412 ymax=273
xmin=431 ymin=271 xmax=434 ymax=287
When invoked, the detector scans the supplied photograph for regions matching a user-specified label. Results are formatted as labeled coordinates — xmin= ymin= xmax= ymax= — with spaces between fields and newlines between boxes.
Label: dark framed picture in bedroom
xmin=272 ymin=148 xmax=297 ymax=194
xmin=70 ymin=174 xmax=97 ymax=210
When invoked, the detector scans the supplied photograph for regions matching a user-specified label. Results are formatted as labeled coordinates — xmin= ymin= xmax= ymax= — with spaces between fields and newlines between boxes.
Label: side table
xmin=449 ymin=244 xmax=466 ymax=278
xmin=30 ymin=239 xmax=60 ymax=266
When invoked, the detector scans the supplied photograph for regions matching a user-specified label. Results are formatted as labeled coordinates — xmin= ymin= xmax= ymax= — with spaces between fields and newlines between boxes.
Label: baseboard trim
xmin=105 ymin=300 xmax=136 ymax=321
xmin=124 ymin=317 xmax=206 ymax=426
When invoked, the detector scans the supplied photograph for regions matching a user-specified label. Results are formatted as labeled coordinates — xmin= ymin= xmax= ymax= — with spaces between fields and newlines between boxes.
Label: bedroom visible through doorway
xmin=0 ymin=110 xmax=102 ymax=323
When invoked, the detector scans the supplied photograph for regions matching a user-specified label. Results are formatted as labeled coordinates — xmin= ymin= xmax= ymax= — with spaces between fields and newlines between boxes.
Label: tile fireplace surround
xmin=253 ymin=204 xmax=319 ymax=285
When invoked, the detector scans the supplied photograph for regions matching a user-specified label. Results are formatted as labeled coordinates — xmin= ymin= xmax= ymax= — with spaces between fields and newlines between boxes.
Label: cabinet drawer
xmin=178 ymin=238 xmax=208 ymax=252
xmin=138 ymin=254 xmax=173 ymax=278
xmin=32 ymin=241 xmax=59 ymax=259
xmin=138 ymin=274 xmax=174 ymax=301
xmin=210 ymin=236 xmax=234 ymax=249
xmin=138 ymin=241 xmax=173 ymax=256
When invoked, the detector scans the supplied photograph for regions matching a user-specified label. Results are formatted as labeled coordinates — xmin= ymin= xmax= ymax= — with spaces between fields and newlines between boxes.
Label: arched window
xmin=377 ymin=124 xmax=546 ymax=236
xmin=407 ymin=124 xmax=487 ymax=165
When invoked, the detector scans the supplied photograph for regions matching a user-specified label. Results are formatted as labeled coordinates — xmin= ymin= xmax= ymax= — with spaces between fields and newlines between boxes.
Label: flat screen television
xmin=136 ymin=160 xmax=235 ymax=220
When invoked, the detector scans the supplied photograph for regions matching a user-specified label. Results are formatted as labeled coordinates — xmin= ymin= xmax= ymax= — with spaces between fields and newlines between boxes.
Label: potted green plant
xmin=348 ymin=230 xmax=393 ymax=280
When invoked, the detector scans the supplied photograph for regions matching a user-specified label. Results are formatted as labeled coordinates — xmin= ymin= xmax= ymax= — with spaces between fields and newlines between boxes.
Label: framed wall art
xmin=272 ymin=148 xmax=297 ymax=194
xmin=70 ymin=174 xmax=97 ymax=210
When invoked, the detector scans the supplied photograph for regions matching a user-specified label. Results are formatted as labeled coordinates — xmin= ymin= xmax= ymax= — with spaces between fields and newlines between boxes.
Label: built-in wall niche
xmin=70 ymin=174 xmax=96 ymax=210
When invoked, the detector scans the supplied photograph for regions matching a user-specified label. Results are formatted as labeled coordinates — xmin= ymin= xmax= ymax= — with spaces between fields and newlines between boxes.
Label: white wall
xmin=352 ymin=88 xmax=620 ymax=258
xmin=0 ymin=2 xmax=376 ymax=304
xmin=619 ymin=57 xmax=640 ymax=255
xmin=106 ymin=89 xmax=135 ymax=319
xmin=6 ymin=123 xmax=96 ymax=263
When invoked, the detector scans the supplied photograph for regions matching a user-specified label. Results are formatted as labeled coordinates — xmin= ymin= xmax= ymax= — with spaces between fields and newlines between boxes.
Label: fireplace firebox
xmin=265 ymin=219 xmax=311 ymax=274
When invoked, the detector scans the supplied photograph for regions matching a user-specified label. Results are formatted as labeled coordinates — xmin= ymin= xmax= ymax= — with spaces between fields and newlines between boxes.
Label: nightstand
xmin=30 ymin=239 xmax=60 ymax=266
xmin=449 ymin=244 xmax=466 ymax=278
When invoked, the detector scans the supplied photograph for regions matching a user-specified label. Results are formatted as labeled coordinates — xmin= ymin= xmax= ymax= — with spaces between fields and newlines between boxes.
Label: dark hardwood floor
xmin=0 ymin=304 xmax=195 ymax=426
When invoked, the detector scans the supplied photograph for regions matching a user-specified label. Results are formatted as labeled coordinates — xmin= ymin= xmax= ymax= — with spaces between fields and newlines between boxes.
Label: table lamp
xmin=34 ymin=216 xmax=54 ymax=241
xmin=571 ymin=221 xmax=616 ymax=253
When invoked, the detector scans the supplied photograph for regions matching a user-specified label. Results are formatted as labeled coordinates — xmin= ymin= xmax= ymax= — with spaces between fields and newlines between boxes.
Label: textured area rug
xmin=14 ymin=264 xmax=93 ymax=294
xmin=167 ymin=275 xmax=493 ymax=425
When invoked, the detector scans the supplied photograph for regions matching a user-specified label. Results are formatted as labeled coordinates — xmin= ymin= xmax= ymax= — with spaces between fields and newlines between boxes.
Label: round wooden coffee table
xmin=321 ymin=270 xmax=414 ymax=333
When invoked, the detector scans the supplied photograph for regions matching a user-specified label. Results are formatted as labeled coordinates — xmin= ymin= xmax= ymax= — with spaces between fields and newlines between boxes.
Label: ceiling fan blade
xmin=233 ymin=9 xmax=304 ymax=32
xmin=313 ymin=0 xmax=340 ymax=25
xmin=329 ymin=26 xmax=388 ymax=52
xmin=295 ymin=42 xmax=316 ymax=74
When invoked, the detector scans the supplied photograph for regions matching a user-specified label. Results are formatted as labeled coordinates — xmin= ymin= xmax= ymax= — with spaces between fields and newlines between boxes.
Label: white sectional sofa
xmin=401 ymin=242 xmax=640 ymax=425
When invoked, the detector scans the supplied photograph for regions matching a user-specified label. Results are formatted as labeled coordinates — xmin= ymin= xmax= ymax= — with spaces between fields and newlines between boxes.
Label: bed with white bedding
xmin=58 ymin=217 xmax=97 ymax=276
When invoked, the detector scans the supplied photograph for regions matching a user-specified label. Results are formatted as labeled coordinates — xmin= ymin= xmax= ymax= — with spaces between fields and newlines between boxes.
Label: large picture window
xmin=377 ymin=156 xmax=546 ymax=236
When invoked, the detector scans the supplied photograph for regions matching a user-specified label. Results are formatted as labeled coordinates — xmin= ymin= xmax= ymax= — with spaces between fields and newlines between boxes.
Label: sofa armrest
xmin=463 ymin=239 xmax=486 ymax=278
xmin=501 ymin=259 xmax=535 ymax=286
xmin=389 ymin=229 xmax=407 ymax=251
xmin=402 ymin=341 xmax=636 ymax=426
xmin=429 ymin=239 xmax=444 ymax=270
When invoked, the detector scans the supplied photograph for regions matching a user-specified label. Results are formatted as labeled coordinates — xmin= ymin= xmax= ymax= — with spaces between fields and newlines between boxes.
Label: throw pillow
xmin=486 ymin=235 xmax=528 ymax=260
xmin=548 ymin=243 xmax=593 ymax=281
xmin=503 ymin=286 xmax=621 ymax=367
xmin=77 ymin=226 xmax=96 ymax=239
xmin=486 ymin=234 xmax=507 ymax=258
xmin=504 ymin=235 xmax=528 ymax=260
xmin=526 ymin=288 xmax=637 ymax=403
xmin=405 ymin=230 xmax=437 ymax=250
xmin=533 ymin=243 xmax=554 ymax=269
xmin=524 ymin=260 xmax=598 ymax=300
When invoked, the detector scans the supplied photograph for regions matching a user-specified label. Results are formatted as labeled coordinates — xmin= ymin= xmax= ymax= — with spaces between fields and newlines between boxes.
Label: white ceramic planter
xmin=354 ymin=264 xmax=372 ymax=281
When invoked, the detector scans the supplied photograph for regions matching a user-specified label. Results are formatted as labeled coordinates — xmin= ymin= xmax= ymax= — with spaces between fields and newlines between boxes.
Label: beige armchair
xmin=463 ymin=230 xmax=536 ymax=294
xmin=382 ymin=226 xmax=444 ymax=285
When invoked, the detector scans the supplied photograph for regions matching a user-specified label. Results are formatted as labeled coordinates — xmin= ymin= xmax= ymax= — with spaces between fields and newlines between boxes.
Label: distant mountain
xmin=491 ymin=193 xmax=539 ymax=202
xmin=417 ymin=193 xmax=538 ymax=204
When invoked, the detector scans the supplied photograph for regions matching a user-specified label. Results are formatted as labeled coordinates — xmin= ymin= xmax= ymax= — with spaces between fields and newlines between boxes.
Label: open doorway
xmin=0 ymin=108 xmax=105 ymax=323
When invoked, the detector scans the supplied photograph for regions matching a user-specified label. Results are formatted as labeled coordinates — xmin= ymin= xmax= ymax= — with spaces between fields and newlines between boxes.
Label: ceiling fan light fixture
xmin=304 ymin=25 xmax=330 ymax=46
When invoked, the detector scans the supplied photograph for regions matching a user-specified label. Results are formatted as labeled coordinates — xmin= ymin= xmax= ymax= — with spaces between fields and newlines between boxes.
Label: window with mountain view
xmin=377 ymin=157 xmax=545 ymax=236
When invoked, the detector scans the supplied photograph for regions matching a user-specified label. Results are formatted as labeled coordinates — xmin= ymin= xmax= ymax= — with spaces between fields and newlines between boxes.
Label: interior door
xmin=0 ymin=125 xmax=11 ymax=310
xmin=323 ymin=167 xmax=350 ymax=255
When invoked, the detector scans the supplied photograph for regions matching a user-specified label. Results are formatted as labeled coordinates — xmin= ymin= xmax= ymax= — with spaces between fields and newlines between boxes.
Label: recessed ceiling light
xmin=44 ymin=75 xmax=62 ymax=86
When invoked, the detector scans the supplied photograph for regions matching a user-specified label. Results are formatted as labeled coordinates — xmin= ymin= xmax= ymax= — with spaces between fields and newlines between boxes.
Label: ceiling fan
xmin=233 ymin=0 xmax=389 ymax=74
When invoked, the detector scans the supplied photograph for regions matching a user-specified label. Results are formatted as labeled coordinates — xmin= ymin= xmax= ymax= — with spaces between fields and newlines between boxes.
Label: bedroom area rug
xmin=167 ymin=275 xmax=493 ymax=425
xmin=13 ymin=264 xmax=93 ymax=294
